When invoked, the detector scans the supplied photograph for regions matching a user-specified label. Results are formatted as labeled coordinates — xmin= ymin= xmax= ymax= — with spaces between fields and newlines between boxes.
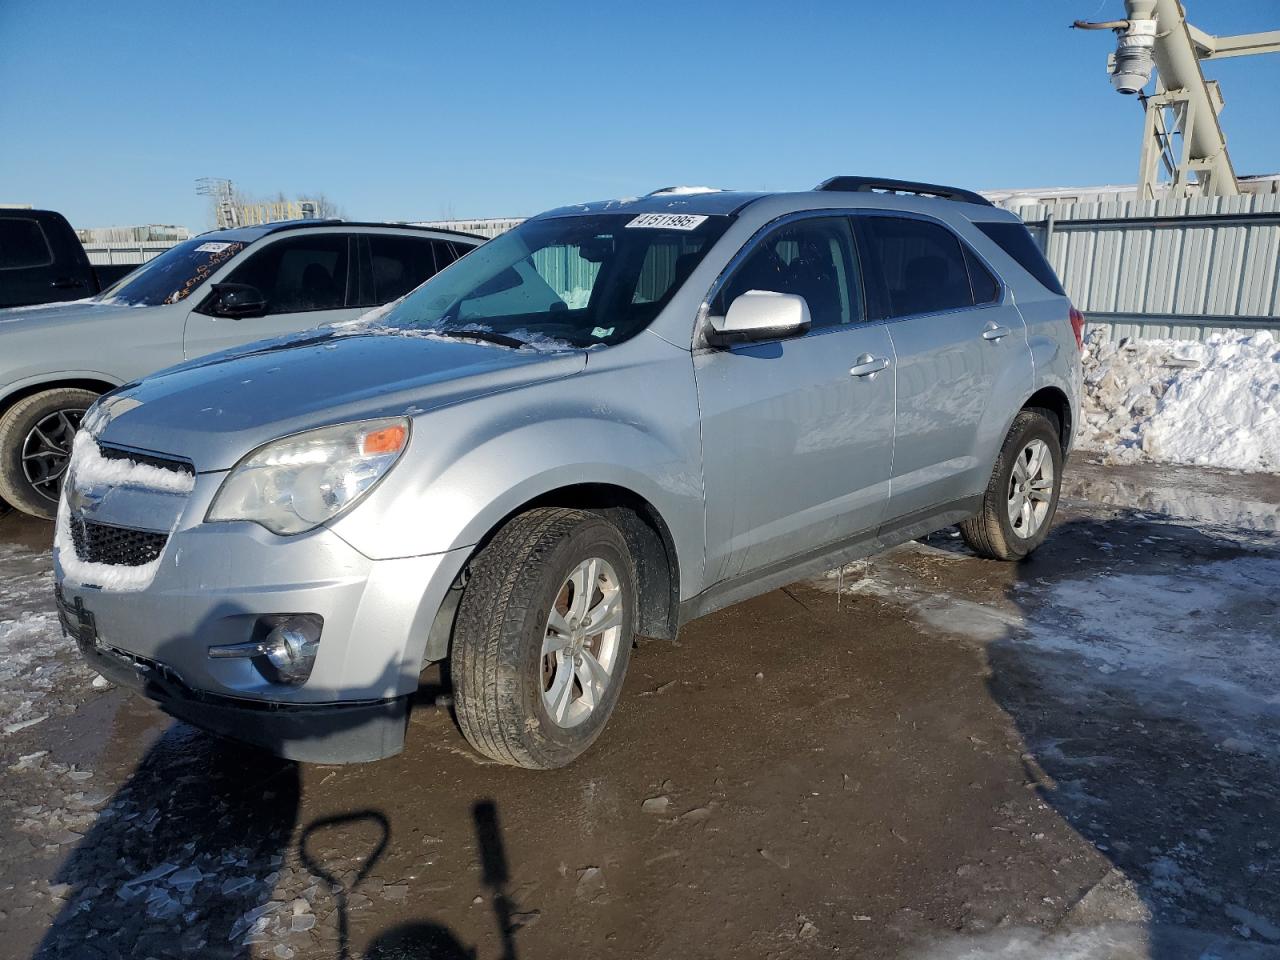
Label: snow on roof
xmin=647 ymin=186 xmax=725 ymax=196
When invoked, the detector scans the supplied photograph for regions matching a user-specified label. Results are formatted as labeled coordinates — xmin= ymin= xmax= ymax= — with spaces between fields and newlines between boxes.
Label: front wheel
xmin=450 ymin=508 xmax=636 ymax=769
xmin=959 ymin=409 xmax=1063 ymax=561
xmin=0 ymin=388 xmax=100 ymax=520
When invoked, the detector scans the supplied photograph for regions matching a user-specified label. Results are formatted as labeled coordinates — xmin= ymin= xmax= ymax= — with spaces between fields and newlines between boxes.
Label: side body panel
xmin=853 ymin=212 xmax=1036 ymax=521
xmin=961 ymin=219 xmax=1080 ymax=452
xmin=693 ymin=323 xmax=896 ymax=586
xmin=0 ymin=302 xmax=191 ymax=405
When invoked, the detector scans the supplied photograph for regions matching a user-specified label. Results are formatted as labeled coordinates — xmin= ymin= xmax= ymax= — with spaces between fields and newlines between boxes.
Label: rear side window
xmin=963 ymin=246 xmax=1000 ymax=304
xmin=369 ymin=235 xmax=440 ymax=303
xmin=0 ymin=217 xmax=53 ymax=270
xmin=861 ymin=216 xmax=973 ymax=318
xmin=974 ymin=220 xmax=1066 ymax=296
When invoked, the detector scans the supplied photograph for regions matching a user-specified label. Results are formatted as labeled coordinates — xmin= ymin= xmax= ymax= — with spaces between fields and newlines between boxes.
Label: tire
xmin=0 ymin=388 xmax=99 ymax=520
xmin=450 ymin=507 xmax=637 ymax=769
xmin=959 ymin=409 xmax=1063 ymax=561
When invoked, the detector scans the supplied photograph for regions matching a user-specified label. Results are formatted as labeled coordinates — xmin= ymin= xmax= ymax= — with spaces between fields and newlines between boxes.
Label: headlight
xmin=207 ymin=418 xmax=409 ymax=535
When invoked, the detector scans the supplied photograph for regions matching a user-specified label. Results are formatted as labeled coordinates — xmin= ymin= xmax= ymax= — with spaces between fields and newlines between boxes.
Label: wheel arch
xmin=0 ymin=376 xmax=119 ymax=417
xmin=1022 ymin=385 xmax=1073 ymax=454
xmin=422 ymin=481 xmax=682 ymax=664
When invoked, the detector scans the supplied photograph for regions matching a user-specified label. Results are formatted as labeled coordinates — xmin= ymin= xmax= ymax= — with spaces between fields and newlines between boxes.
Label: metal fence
xmin=1009 ymin=193 xmax=1280 ymax=342
xmin=82 ymin=240 xmax=175 ymax=267
xmin=414 ymin=218 xmax=525 ymax=239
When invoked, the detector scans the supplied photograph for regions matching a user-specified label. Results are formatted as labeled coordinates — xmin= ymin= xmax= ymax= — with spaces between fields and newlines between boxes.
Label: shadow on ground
xmin=982 ymin=513 xmax=1280 ymax=957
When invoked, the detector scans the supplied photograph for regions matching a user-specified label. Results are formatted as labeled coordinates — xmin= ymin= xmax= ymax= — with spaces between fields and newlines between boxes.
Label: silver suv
xmin=0 ymin=220 xmax=481 ymax=518
xmin=54 ymin=178 xmax=1083 ymax=768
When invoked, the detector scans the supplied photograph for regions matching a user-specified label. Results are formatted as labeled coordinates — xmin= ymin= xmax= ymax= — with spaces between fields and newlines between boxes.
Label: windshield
xmin=98 ymin=237 xmax=247 ymax=307
xmin=378 ymin=213 xmax=731 ymax=347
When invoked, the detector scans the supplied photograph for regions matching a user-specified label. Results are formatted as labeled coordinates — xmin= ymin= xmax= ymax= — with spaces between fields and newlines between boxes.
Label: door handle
xmin=850 ymin=354 xmax=890 ymax=378
xmin=51 ymin=277 xmax=87 ymax=289
xmin=981 ymin=322 xmax=1010 ymax=341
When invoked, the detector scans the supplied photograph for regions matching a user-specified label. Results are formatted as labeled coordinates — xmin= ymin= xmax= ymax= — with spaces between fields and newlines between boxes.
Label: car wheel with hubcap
xmin=0 ymin=387 xmax=99 ymax=520
xmin=451 ymin=507 xmax=636 ymax=769
xmin=959 ymin=408 xmax=1063 ymax=561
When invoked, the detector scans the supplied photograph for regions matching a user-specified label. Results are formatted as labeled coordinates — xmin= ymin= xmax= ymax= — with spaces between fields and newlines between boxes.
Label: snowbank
xmin=1077 ymin=330 xmax=1280 ymax=473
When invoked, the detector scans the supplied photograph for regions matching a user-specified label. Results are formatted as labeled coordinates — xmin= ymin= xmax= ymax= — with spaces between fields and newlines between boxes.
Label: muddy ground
xmin=0 ymin=459 xmax=1277 ymax=960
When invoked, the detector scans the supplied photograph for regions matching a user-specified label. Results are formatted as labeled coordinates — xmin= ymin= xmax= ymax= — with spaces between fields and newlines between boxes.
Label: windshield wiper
xmin=431 ymin=328 xmax=526 ymax=349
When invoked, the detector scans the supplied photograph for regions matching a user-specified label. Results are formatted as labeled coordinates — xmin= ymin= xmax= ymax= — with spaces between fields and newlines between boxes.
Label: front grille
xmin=97 ymin=444 xmax=194 ymax=477
xmin=70 ymin=517 xmax=168 ymax=567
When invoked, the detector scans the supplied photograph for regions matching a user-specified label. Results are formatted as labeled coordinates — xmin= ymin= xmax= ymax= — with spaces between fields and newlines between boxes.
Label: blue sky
xmin=2 ymin=0 xmax=1278 ymax=230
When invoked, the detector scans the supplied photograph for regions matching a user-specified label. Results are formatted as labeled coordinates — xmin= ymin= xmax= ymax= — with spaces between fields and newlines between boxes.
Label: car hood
xmin=0 ymin=297 xmax=146 ymax=331
xmin=89 ymin=329 xmax=587 ymax=471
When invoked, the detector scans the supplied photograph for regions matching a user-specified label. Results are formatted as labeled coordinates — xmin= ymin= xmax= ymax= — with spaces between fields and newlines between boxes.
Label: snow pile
xmin=1078 ymin=330 xmax=1280 ymax=472
xmin=346 ymin=321 xmax=579 ymax=354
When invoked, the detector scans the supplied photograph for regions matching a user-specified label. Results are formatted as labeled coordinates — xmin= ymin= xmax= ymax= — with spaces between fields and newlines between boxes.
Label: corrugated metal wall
xmin=1010 ymin=193 xmax=1280 ymax=342
xmin=82 ymin=241 xmax=175 ymax=267
xmin=414 ymin=218 xmax=525 ymax=239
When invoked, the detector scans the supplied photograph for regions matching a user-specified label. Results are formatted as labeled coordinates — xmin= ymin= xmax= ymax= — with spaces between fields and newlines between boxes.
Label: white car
xmin=0 ymin=219 xmax=481 ymax=517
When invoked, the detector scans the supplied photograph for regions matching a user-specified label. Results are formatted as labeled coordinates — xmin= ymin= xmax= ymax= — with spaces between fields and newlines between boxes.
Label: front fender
xmin=327 ymin=342 xmax=706 ymax=597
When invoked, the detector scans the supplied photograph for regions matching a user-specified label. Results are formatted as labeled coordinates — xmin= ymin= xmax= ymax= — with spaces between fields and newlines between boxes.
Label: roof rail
xmin=815 ymin=176 xmax=992 ymax=207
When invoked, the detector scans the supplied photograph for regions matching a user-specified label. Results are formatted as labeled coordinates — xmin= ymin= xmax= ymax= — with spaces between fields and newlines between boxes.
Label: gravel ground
xmin=0 ymin=459 xmax=1277 ymax=960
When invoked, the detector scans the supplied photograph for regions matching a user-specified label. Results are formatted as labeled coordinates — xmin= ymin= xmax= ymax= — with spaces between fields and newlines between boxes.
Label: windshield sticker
xmin=591 ymin=326 xmax=615 ymax=339
xmin=625 ymin=213 xmax=708 ymax=231
xmin=164 ymin=241 xmax=246 ymax=304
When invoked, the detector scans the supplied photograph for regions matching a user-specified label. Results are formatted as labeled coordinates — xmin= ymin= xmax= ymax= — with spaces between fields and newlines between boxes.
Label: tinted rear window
xmin=368 ymin=234 xmax=439 ymax=303
xmin=975 ymin=221 xmax=1065 ymax=296
xmin=0 ymin=217 xmax=53 ymax=270
xmin=862 ymin=216 xmax=973 ymax=318
xmin=963 ymin=246 xmax=1000 ymax=304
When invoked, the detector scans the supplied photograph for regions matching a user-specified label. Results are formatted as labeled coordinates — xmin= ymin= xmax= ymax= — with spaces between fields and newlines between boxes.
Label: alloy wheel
xmin=1007 ymin=438 xmax=1054 ymax=538
xmin=21 ymin=408 xmax=84 ymax=505
xmin=540 ymin=557 xmax=625 ymax=728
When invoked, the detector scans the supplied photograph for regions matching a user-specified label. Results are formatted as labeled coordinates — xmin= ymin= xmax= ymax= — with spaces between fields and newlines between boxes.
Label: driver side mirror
xmin=210 ymin=282 xmax=267 ymax=319
xmin=706 ymin=291 xmax=811 ymax=346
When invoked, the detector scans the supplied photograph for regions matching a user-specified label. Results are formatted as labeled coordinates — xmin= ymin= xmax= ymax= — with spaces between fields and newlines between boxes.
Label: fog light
xmin=207 ymin=614 xmax=323 ymax=685
xmin=262 ymin=617 xmax=322 ymax=684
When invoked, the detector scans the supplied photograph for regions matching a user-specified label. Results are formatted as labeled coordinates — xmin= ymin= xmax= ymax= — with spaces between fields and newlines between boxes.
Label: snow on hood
xmin=89 ymin=329 xmax=587 ymax=471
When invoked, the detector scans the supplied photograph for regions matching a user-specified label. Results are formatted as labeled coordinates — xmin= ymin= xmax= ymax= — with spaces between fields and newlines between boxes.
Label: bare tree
xmin=308 ymin=193 xmax=344 ymax=219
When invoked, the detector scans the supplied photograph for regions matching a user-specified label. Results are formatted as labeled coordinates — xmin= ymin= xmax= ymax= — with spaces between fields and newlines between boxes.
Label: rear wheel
xmin=0 ymin=388 xmax=99 ymax=520
xmin=450 ymin=508 xmax=636 ymax=769
xmin=959 ymin=409 xmax=1062 ymax=561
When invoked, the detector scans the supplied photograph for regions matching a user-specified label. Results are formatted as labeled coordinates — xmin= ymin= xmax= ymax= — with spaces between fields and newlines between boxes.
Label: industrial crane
xmin=1074 ymin=0 xmax=1280 ymax=199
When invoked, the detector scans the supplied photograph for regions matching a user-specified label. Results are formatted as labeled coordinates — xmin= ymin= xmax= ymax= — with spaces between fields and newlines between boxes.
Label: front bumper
xmin=55 ymin=470 xmax=470 ymax=762
xmin=70 ymin=617 xmax=409 ymax=763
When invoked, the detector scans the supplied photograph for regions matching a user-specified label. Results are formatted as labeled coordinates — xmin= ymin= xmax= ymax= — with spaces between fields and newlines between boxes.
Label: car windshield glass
xmin=98 ymin=237 xmax=247 ymax=307
xmin=376 ymin=213 xmax=732 ymax=347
